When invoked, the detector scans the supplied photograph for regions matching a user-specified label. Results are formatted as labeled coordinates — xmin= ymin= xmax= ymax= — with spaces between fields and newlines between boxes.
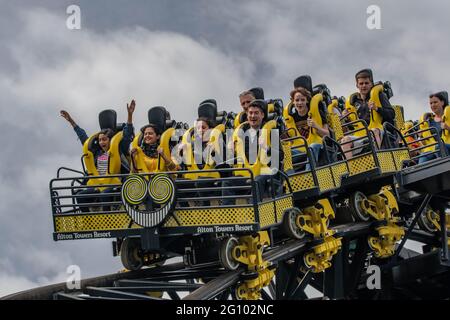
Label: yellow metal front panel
xmin=327 ymin=113 xmax=344 ymax=141
xmin=282 ymin=142 xmax=293 ymax=171
xmin=258 ymin=202 xmax=276 ymax=228
xmin=316 ymin=167 xmax=335 ymax=192
xmin=163 ymin=207 xmax=255 ymax=227
xmin=275 ymin=196 xmax=293 ymax=222
xmin=55 ymin=213 xmax=132 ymax=232
xmin=348 ymin=154 xmax=376 ymax=176
xmin=376 ymin=151 xmax=396 ymax=173
xmin=392 ymin=149 xmax=410 ymax=171
xmin=393 ymin=105 xmax=405 ymax=130
xmin=330 ymin=162 xmax=348 ymax=188
xmin=286 ymin=172 xmax=316 ymax=192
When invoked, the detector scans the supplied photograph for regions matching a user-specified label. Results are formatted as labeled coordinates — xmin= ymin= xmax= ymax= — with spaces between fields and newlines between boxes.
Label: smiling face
xmin=143 ymin=126 xmax=160 ymax=145
xmin=98 ymin=133 xmax=111 ymax=152
xmin=247 ymin=106 xmax=264 ymax=129
xmin=293 ymin=92 xmax=308 ymax=116
xmin=429 ymin=96 xmax=445 ymax=115
xmin=356 ymin=77 xmax=373 ymax=98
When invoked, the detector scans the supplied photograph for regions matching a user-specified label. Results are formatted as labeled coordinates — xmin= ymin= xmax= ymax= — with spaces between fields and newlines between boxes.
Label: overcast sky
xmin=1 ymin=0 xmax=449 ymax=297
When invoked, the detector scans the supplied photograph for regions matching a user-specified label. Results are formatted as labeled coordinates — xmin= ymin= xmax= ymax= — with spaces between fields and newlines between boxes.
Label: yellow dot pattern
xmin=55 ymin=213 xmax=132 ymax=232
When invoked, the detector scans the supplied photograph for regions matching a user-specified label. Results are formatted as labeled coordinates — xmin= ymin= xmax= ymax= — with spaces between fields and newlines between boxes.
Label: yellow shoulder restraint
xmin=419 ymin=113 xmax=437 ymax=154
xmin=327 ymin=98 xmax=344 ymax=141
xmin=345 ymin=93 xmax=367 ymax=138
xmin=182 ymin=125 xmax=221 ymax=180
xmin=233 ymin=120 xmax=277 ymax=177
xmin=131 ymin=128 xmax=175 ymax=174
xmin=282 ymin=101 xmax=306 ymax=152
xmin=368 ymin=83 xmax=384 ymax=131
xmin=82 ymin=131 xmax=123 ymax=191
xmin=307 ymin=93 xmax=325 ymax=146
xmin=234 ymin=111 xmax=246 ymax=129
xmin=442 ymin=106 xmax=450 ymax=145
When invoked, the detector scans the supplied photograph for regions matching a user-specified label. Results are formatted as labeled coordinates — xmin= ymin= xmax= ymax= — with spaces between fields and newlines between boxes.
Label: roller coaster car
xmin=49 ymin=167 xmax=298 ymax=271
xmin=131 ymin=106 xmax=184 ymax=173
xmin=399 ymin=112 xmax=447 ymax=167
xmin=399 ymin=111 xmax=450 ymax=195
xmin=390 ymin=108 xmax=450 ymax=239
xmin=282 ymin=85 xmax=349 ymax=198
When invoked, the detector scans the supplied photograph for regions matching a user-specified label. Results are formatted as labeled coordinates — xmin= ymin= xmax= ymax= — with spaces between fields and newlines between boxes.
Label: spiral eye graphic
xmin=121 ymin=174 xmax=176 ymax=228
xmin=148 ymin=174 xmax=174 ymax=204
xmin=122 ymin=175 xmax=148 ymax=205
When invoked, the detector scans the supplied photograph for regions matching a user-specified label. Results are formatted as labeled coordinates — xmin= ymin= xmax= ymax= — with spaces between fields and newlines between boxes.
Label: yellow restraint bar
xmin=131 ymin=127 xmax=175 ymax=174
xmin=182 ymin=125 xmax=222 ymax=180
xmin=233 ymin=120 xmax=277 ymax=177
xmin=368 ymin=83 xmax=384 ymax=131
xmin=345 ymin=94 xmax=367 ymax=138
xmin=442 ymin=106 xmax=450 ymax=145
xmin=82 ymin=131 xmax=123 ymax=190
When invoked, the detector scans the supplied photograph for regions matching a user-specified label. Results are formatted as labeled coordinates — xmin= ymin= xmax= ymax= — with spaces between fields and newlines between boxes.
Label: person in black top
xmin=341 ymin=69 xmax=395 ymax=157
xmin=289 ymin=87 xmax=329 ymax=167
xmin=222 ymin=99 xmax=278 ymax=205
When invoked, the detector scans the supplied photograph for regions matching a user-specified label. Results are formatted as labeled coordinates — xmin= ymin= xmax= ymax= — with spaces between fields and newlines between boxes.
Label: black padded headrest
xmin=293 ymin=75 xmax=313 ymax=93
xmin=116 ymin=123 xmax=125 ymax=132
xmin=215 ymin=110 xmax=227 ymax=125
xmin=312 ymin=84 xmax=330 ymax=95
xmin=165 ymin=119 xmax=176 ymax=129
xmin=239 ymin=112 xmax=247 ymax=124
xmin=349 ymin=93 xmax=359 ymax=105
xmin=99 ymin=109 xmax=117 ymax=131
xmin=199 ymin=99 xmax=217 ymax=108
xmin=266 ymin=99 xmax=284 ymax=116
xmin=313 ymin=84 xmax=332 ymax=105
xmin=198 ymin=102 xmax=217 ymax=122
xmin=382 ymin=81 xmax=394 ymax=99
xmin=336 ymin=96 xmax=346 ymax=111
xmin=148 ymin=106 xmax=169 ymax=134
xmin=249 ymin=87 xmax=265 ymax=100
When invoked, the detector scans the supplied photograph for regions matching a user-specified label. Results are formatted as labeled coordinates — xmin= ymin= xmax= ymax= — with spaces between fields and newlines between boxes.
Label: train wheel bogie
xmin=282 ymin=208 xmax=306 ymax=239
xmin=349 ymin=191 xmax=371 ymax=222
xmin=219 ymin=237 xmax=240 ymax=270
xmin=417 ymin=206 xmax=439 ymax=233
xmin=120 ymin=237 xmax=144 ymax=271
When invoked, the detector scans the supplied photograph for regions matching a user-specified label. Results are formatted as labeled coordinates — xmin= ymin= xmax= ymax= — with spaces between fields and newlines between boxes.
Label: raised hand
xmin=127 ymin=99 xmax=136 ymax=124
xmin=60 ymin=110 xmax=76 ymax=127
xmin=127 ymin=99 xmax=136 ymax=114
